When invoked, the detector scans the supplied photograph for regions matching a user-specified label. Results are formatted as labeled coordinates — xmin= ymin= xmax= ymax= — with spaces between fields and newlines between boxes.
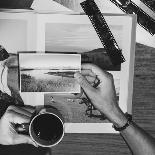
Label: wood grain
xmin=51 ymin=43 xmax=155 ymax=155
xmin=0 ymin=0 xmax=155 ymax=155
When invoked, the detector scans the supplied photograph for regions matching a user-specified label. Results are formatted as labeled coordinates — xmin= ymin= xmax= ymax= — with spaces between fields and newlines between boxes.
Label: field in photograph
xmin=44 ymin=93 xmax=119 ymax=123
xmin=44 ymin=95 xmax=109 ymax=123
xmin=44 ymin=71 xmax=120 ymax=123
xmin=20 ymin=69 xmax=79 ymax=92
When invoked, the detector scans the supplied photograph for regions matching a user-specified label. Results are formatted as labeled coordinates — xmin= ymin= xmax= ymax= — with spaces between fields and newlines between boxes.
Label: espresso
xmin=32 ymin=114 xmax=63 ymax=143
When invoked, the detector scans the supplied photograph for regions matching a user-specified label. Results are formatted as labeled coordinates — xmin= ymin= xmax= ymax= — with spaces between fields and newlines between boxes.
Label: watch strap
xmin=113 ymin=113 xmax=132 ymax=131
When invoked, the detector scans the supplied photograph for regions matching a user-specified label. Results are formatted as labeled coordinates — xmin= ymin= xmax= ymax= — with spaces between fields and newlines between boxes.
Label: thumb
xmin=74 ymin=72 xmax=96 ymax=96
xmin=14 ymin=134 xmax=38 ymax=147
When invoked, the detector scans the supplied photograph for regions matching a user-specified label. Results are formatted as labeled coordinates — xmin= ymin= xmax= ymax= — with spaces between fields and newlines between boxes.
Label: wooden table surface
xmin=0 ymin=1 xmax=155 ymax=155
xmin=51 ymin=43 xmax=155 ymax=155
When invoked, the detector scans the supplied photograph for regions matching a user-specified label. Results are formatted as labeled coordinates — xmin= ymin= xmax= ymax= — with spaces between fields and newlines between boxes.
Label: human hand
xmin=0 ymin=54 xmax=20 ymax=101
xmin=0 ymin=105 xmax=37 ymax=146
xmin=74 ymin=63 xmax=127 ymax=127
xmin=6 ymin=54 xmax=19 ymax=93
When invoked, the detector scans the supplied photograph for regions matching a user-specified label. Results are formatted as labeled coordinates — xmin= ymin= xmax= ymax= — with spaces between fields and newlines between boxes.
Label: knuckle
xmin=90 ymin=63 xmax=97 ymax=68
xmin=107 ymin=72 xmax=113 ymax=78
xmin=7 ymin=105 xmax=16 ymax=111
xmin=106 ymin=72 xmax=113 ymax=81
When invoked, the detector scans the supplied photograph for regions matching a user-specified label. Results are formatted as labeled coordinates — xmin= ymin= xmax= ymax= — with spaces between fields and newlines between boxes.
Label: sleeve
xmin=0 ymin=91 xmax=16 ymax=118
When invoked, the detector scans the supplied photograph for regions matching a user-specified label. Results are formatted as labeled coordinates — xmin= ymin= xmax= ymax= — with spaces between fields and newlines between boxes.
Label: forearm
xmin=121 ymin=122 xmax=155 ymax=155
xmin=74 ymin=65 xmax=155 ymax=155
xmin=111 ymin=109 xmax=155 ymax=155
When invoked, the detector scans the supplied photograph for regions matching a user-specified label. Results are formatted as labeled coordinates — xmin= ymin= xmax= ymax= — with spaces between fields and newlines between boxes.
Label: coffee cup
xmin=16 ymin=106 xmax=65 ymax=147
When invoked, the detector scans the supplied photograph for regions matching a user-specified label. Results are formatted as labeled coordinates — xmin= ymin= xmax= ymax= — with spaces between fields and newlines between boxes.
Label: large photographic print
xmin=44 ymin=21 xmax=121 ymax=123
xmin=43 ymin=14 xmax=136 ymax=133
xmin=19 ymin=53 xmax=81 ymax=93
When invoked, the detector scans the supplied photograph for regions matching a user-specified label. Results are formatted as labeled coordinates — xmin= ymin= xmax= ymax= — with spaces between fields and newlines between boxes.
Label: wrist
xmin=113 ymin=113 xmax=132 ymax=131
xmin=108 ymin=108 xmax=128 ymax=128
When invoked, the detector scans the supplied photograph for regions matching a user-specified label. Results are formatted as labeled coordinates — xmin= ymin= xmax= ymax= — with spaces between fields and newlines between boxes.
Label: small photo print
xmin=19 ymin=53 xmax=81 ymax=93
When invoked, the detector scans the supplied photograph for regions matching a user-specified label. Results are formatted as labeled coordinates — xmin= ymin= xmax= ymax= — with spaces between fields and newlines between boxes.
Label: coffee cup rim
xmin=29 ymin=112 xmax=64 ymax=147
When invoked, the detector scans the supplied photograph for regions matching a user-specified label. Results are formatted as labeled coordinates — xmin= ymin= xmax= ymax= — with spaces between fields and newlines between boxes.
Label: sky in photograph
xmin=19 ymin=53 xmax=81 ymax=69
xmin=45 ymin=23 xmax=122 ymax=53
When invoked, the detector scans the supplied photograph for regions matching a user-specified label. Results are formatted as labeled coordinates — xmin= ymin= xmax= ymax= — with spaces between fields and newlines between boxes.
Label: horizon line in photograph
xmin=20 ymin=67 xmax=80 ymax=70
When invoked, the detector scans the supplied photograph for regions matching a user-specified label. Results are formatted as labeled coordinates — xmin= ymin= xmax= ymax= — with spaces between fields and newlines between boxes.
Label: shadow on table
xmin=0 ymin=144 xmax=52 ymax=155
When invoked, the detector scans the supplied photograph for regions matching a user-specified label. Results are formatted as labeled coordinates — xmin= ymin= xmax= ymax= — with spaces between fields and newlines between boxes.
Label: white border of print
xmin=19 ymin=53 xmax=81 ymax=94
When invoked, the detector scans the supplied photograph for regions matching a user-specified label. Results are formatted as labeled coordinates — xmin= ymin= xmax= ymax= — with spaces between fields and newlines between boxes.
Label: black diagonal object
xmin=140 ymin=0 xmax=155 ymax=13
xmin=109 ymin=0 xmax=155 ymax=35
xmin=80 ymin=0 xmax=125 ymax=66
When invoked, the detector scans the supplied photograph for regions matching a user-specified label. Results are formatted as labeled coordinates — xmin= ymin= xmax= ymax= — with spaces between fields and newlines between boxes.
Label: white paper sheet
xmin=31 ymin=0 xmax=74 ymax=13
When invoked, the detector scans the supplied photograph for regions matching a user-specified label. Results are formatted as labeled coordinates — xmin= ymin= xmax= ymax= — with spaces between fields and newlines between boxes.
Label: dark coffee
xmin=32 ymin=113 xmax=63 ymax=144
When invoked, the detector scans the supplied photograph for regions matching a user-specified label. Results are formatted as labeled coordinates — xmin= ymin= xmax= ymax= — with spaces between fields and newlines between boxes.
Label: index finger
xmin=81 ymin=69 xmax=96 ymax=77
xmin=22 ymin=106 xmax=36 ymax=114
xmin=7 ymin=106 xmax=34 ymax=117
xmin=82 ymin=63 xmax=103 ymax=73
xmin=82 ymin=63 xmax=106 ymax=76
xmin=8 ymin=110 xmax=31 ymax=124
xmin=82 ymin=63 xmax=113 ymax=82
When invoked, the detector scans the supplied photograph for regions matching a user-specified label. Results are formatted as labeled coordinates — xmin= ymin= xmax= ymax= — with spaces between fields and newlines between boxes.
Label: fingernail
xmin=74 ymin=72 xmax=80 ymax=78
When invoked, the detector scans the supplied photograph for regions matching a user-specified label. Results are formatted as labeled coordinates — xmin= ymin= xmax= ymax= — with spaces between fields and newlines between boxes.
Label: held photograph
xmin=19 ymin=53 xmax=81 ymax=93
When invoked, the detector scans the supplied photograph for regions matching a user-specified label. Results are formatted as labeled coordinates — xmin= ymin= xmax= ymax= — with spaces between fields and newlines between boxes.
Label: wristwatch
xmin=113 ymin=113 xmax=132 ymax=131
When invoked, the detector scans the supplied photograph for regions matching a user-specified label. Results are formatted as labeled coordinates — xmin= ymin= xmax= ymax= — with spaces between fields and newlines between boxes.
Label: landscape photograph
xmin=19 ymin=53 xmax=81 ymax=93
